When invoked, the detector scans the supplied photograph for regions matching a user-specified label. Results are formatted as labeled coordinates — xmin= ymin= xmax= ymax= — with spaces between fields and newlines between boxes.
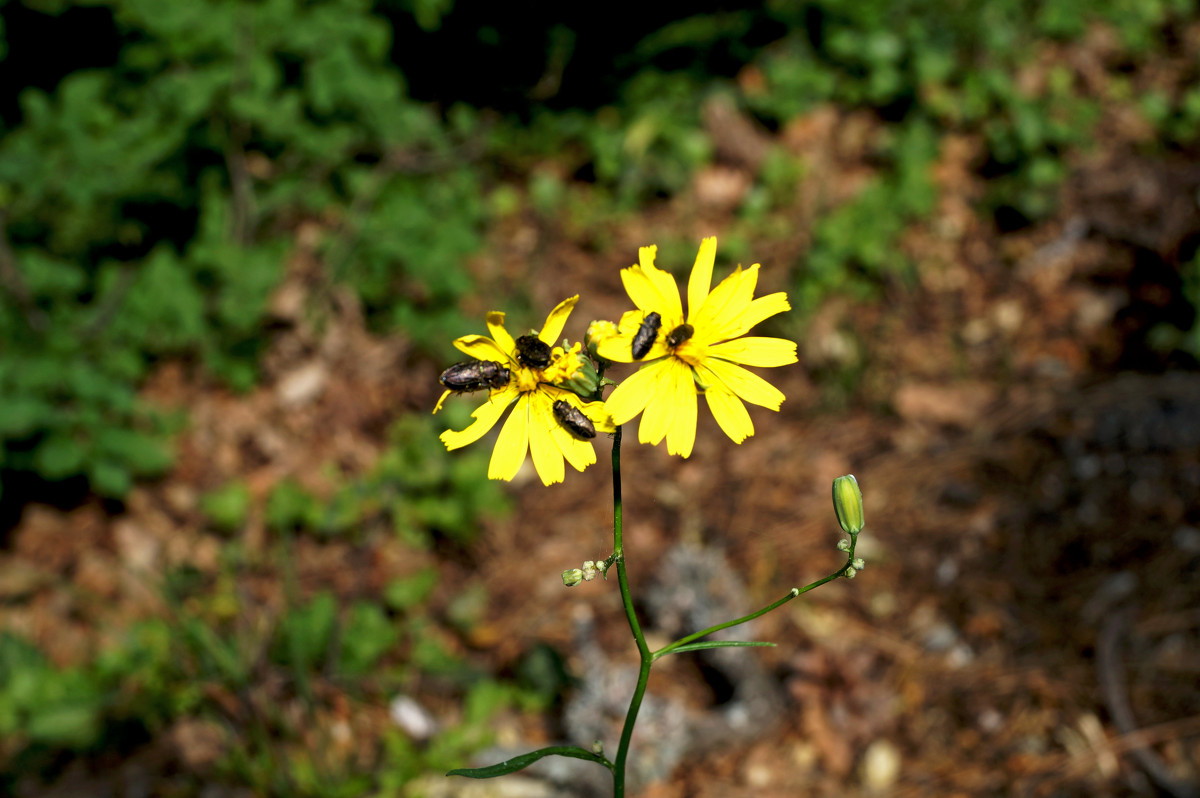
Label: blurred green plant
xmin=200 ymin=480 xmax=253 ymax=534
xmin=0 ymin=584 xmax=546 ymax=796
xmin=0 ymin=0 xmax=483 ymax=500
xmin=796 ymin=120 xmax=938 ymax=310
xmin=264 ymin=412 xmax=509 ymax=545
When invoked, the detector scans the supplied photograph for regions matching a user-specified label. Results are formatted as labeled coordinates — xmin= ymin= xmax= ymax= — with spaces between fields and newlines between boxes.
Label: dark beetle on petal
xmin=440 ymin=360 xmax=510 ymax=393
xmin=553 ymin=400 xmax=596 ymax=439
xmin=665 ymin=323 xmax=694 ymax=348
xmin=515 ymin=334 xmax=552 ymax=368
xmin=631 ymin=311 xmax=662 ymax=360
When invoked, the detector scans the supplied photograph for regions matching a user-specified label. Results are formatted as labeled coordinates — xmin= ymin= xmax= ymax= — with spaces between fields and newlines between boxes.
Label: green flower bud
xmin=852 ymin=558 xmax=865 ymax=571
xmin=562 ymin=569 xmax=584 ymax=587
xmin=832 ymin=474 xmax=864 ymax=535
xmin=554 ymin=341 xmax=602 ymax=398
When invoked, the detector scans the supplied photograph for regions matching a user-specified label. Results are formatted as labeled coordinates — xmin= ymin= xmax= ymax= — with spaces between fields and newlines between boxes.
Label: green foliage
xmin=384 ymin=567 xmax=439 ymax=612
xmin=512 ymin=69 xmax=713 ymax=208
xmin=276 ymin=591 xmax=338 ymax=672
xmin=327 ymin=166 xmax=483 ymax=343
xmin=1141 ymin=85 xmax=1200 ymax=147
xmin=0 ymin=590 xmax=542 ymax=794
xmin=0 ymin=633 xmax=104 ymax=750
xmin=796 ymin=121 xmax=937 ymax=309
xmin=265 ymin=413 xmax=509 ymax=545
xmin=200 ymin=480 xmax=252 ymax=533
xmin=0 ymin=0 xmax=483 ymax=499
xmin=748 ymin=0 xmax=1101 ymax=223
xmin=339 ymin=601 xmax=399 ymax=676
xmin=0 ymin=620 xmax=185 ymax=785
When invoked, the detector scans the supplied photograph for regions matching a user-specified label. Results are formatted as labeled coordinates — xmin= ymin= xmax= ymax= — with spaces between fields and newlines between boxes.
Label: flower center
xmin=514 ymin=366 xmax=542 ymax=393
xmin=673 ymin=339 xmax=705 ymax=367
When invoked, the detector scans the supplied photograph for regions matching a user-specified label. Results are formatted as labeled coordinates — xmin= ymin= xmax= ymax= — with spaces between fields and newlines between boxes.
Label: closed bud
xmin=582 ymin=560 xmax=599 ymax=581
xmin=586 ymin=320 xmax=618 ymax=366
xmin=562 ymin=569 xmax=584 ymax=587
xmin=832 ymin=474 xmax=864 ymax=535
xmin=555 ymin=341 xmax=602 ymax=398
xmin=852 ymin=558 xmax=865 ymax=571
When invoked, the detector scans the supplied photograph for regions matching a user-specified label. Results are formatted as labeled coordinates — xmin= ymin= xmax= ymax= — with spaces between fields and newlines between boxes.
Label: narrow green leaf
xmin=447 ymin=745 xmax=612 ymax=779
xmin=664 ymin=641 xmax=777 ymax=655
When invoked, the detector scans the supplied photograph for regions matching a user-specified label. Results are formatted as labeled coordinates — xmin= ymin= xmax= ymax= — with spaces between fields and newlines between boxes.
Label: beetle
xmin=631 ymin=311 xmax=662 ymax=360
xmin=552 ymin=400 xmax=596 ymax=439
xmin=439 ymin=359 xmax=510 ymax=393
xmin=665 ymin=323 xmax=694 ymax=348
xmin=515 ymin=334 xmax=552 ymax=368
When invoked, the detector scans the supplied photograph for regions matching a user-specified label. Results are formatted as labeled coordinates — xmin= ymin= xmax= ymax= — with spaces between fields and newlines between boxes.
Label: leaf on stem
xmin=663 ymin=641 xmax=777 ymax=656
xmin=447 ymin=745 xmax=613 ymax=779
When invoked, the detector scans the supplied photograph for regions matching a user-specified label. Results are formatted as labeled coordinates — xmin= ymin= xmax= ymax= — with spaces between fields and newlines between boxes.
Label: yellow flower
xmin=437 ymin=296 xmax=614 ymax=486
xmin=596 ymin=237 xmax=797 ymax=457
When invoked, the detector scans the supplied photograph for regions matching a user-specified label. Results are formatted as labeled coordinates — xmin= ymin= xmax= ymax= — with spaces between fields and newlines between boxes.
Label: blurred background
xmin=1 ymin=0 xmax=1199 ymax=795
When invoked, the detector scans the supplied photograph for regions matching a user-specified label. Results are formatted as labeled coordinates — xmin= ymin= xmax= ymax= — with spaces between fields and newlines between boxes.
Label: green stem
xmin=652 ymin=542 xmax=858 ymax=662
xmin=609 ymin=426 xmax=652 ymax=797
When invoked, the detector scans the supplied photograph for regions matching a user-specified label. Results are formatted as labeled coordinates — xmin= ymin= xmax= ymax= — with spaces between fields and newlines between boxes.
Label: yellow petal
xmin=664 ymin=362 xmax=698 ymax=458
xmin=620 ymin=266 xmax=669 ymax=319
xmin=640 ymin=246 xmax=684 ymax=322
xmin=692 ymin=264 xmax=758 ymax=338
xmin=595 ymin=311 xmax=643 ymax=363
xmin=540 ymin=390 xmax=598 ymax=472
xmin=454 ymin=334 xmax=511 ymax=363
xmin=555 ymin=421 xmax=597 ymax=472
xmin=433 ymin=389 xmax=452 ymax=414
xmin=440 ymin=387 xmax=516 ymax=450
xmin=486 ymin=313 xmax=516 ymax=357
xmin=620 ymin=246 xmax=683 ymax=322
xmin=704 ymin=386 xmax=755 ymax=443
xmin=638 ymin=359 xmax=692 ymax=447
xmin=538 ymin=295 xmax=579 ymax=346
xmin=488 ymin=394 xmax=530 ymax=481
xmin=704 ymin=358 xmax=786 ymax=410
xmin=708 ymin=337 xmax=798 ymax=368
xmin=723 ymin=291 xmax=792 ymax=339
xmin=580 ymin=399 xmax=616 ymax=434
xmin=562 ymin=426 xmax=598 ymax=472
xmin=604 ymin=358 xmax=671 ymax=425
xmin=615 ymin=308 xmax=647 ymax=335
xmin=687 ymin=237 xmax=718 ymax=319
xmin=528 ymin=395 xmax=565 ymax=485
xmin=596 ymin=337 xmax=633 ymax=363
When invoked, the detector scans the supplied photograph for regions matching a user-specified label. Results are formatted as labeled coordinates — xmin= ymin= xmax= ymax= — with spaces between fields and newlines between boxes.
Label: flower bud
xmin=562 ymin=569 xmax=584 ymax=587
xmin=591 ymin=740 xmax=604 ymax=756
xmin=852 ymin=558 xmax=865 ymax=571
xmin=836 ymin=539 xmax=851 ymax=552
xmin=581 ymin=560 xmax=599 ymax=581
xmin=832 ymin=474 xmax=864 ymax=535
xmin=554 ymin=342 xmax=602 ymax=398
xmin=586 ymin=320 xmax=618 ymax=366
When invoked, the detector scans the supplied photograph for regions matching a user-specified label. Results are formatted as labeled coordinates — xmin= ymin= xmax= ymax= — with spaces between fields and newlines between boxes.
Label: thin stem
xmin=609 ymin=426 xmax=652 ymax=797
xmin=652 ymin=552 xmax=856 ymax=661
